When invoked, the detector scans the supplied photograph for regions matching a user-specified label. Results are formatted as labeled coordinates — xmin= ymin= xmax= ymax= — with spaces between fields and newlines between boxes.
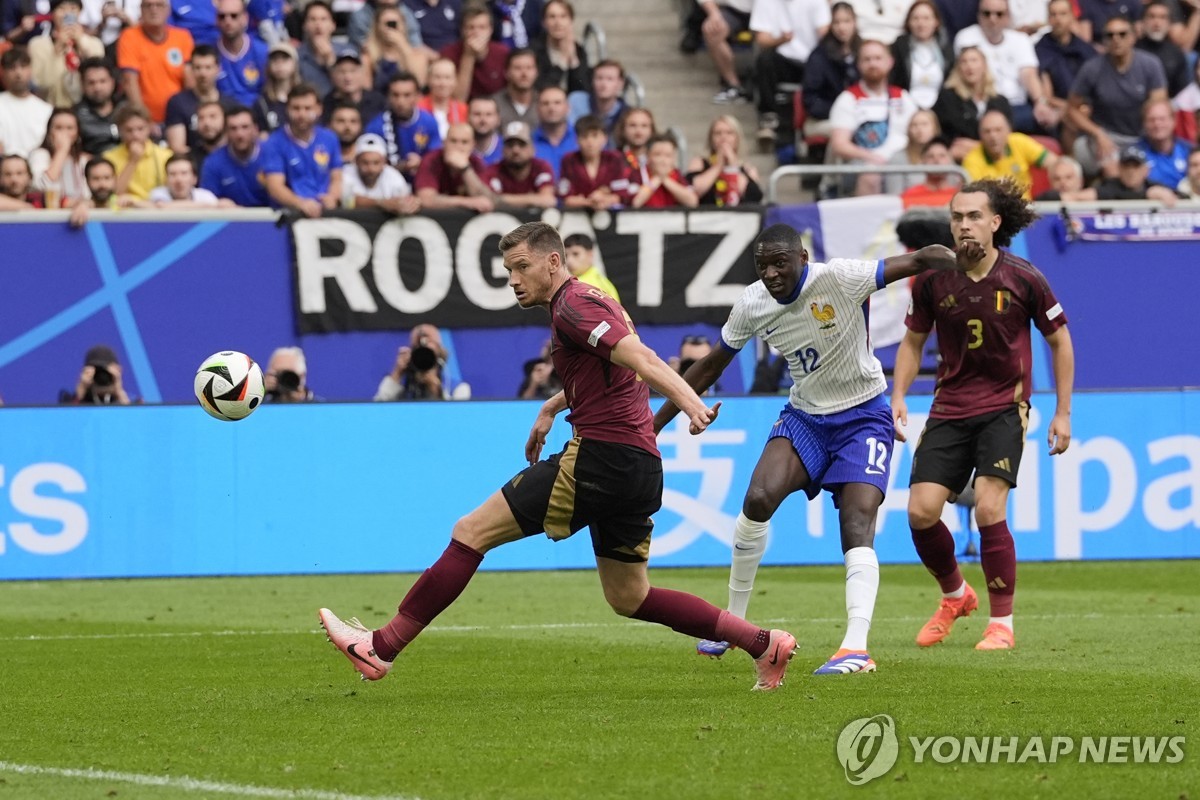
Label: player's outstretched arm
xmin=651 ymin=346 xmax=735 ymax=434
xmin=525 ymin=390 xmax=568 ymax=464
xmin=880 ymin=243 xmax=972 ymax=286
xmin=1045 ymin=326 xmax=1074 ymax=455
xmin=890 ymin=329 xmax=929 ymax=443
xmin=610 ymin=336 xmax=720 ymax=435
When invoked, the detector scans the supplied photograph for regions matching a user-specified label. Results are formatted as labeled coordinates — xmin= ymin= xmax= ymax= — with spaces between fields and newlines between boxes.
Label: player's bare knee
xmin=451 ymin=514 xmax=487 ymax=549
xmin=741 ymin=485 xmax=777 ymax=521
xmin=974 ymin=497 xmax=1007 ymax=527
xmin=908 ymin=506 xmax=942 ymax=530
xmin=602 ymin=584 xmax=646 ymax=617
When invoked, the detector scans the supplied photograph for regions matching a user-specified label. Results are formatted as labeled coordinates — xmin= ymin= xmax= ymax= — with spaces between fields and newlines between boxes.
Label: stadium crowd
xmin=687 ymin=0 xmax=1200 ymax=203
xmin=2 ymin=0 xmax=1193 ymax=211
xmin=0 ymin=0 xmax=766 ymax=217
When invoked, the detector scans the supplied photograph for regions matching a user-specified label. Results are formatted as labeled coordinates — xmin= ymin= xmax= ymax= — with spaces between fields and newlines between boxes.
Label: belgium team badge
xmin=994 ymin=289 xmax=1012 ymax=314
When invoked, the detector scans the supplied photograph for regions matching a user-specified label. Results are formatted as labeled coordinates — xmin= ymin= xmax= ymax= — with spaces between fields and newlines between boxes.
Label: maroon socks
xmin=631 ymin=587 xmax=770 ymax=659
xmin=373 ymin=539 xmax=484 ymax=661
xmin=911 ymin=520 xmax=964 ymax=594
xmin=979 ymin=521 xmax=1016 ymax=616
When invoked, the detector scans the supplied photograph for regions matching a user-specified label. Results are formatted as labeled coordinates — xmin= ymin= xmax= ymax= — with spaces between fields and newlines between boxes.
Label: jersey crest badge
xmin=810 ymin=302 xmax=836 ymax=329
xmin=995 ymin=289 xmax=1012 ymax=314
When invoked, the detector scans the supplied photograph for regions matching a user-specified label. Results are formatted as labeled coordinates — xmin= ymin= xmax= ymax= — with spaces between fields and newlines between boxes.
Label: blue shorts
xmin=767 ymin=395 xmax=895 ymax=504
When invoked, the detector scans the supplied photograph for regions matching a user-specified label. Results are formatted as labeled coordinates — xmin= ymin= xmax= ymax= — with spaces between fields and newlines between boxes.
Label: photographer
xmin=517 ymin=338 xmax=560 ymax=400
xmin=61 ymin=344 xmax=132 ymax=404
xmin=263 ymin=345 xmax=317 ymax=402
xmin=374 ymin=323 xmax=470 ymax=401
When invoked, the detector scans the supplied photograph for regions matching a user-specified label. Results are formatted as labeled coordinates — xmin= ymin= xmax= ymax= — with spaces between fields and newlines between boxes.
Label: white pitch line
xmin=0 ymin=612 xmax=1192 ymax=643
xmin=0 ymin=761 xmax=419 ymax=800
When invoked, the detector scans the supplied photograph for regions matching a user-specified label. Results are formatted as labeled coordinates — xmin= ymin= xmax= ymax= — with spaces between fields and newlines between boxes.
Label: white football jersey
xmin=721 ymin=258 xmax=887 ymax=415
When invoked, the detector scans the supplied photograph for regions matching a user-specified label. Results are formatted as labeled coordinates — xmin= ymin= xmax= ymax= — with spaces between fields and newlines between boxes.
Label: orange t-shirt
xmin=117 ymin=25 xmax=194 ymax=123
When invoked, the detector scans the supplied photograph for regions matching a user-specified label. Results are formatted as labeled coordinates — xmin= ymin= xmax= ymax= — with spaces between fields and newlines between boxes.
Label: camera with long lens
xmin=92 ymin=365 xmax=114 ymax=387
xmin=409 ymin=336 xmax=439 ymax=372
xmin=276 ymin=369 xmax=302 ymax=393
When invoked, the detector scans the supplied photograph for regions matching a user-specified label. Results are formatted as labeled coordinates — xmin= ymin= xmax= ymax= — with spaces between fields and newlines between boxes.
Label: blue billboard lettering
xmin=0 ymin=392 xmax=1195 ymax=581
xmin=1 ymin=463 xmax=89 ymax=557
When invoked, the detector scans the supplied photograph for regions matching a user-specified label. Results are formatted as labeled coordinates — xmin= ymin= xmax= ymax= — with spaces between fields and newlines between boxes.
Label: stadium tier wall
xmin=2 ymin=205 xmax=1198 ymax=406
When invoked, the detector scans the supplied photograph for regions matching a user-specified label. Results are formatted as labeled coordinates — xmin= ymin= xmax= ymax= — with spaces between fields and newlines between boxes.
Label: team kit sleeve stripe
xmin=875 ymin=259 xmax=886 ymax=289
xmin=718 ymin=336 xmax=740 ymax=354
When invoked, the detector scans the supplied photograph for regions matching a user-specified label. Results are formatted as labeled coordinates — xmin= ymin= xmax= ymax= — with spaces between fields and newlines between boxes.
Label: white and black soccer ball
xmin=194 ymin=351 xmax=265 ymax=421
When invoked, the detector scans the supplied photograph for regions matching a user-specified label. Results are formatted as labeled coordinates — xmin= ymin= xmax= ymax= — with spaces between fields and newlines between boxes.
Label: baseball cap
xmin=268 ymin=40 xmax=298 ymax=60
xmin=335 ymin=46 xmax=362 ymax=65
xmin=1119 ymin=145 xmax=1148 ymax=165
xmin=354 ymin=133 xmax=388 ymax=158
xmin=502 ymin=121 xmax=532 ymax=145
xmin=84 ymin=344 xmax=118 ymax=367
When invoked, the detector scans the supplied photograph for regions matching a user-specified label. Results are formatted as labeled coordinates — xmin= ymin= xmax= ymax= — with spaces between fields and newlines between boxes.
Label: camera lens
xmin=93 ymin=366 xmax=114 ymax=387
xmin=410 ymin=346 xmax=438 ymax=372
xmin=277 ymin=370 xmax=301 ymax=391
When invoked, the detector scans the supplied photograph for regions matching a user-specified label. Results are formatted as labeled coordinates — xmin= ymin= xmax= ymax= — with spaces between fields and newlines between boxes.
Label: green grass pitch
xmin=0 ymin=560 xmax=1196 ymax=799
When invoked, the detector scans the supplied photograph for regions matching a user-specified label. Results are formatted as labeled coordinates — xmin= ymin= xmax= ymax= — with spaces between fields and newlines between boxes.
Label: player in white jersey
xmin=653 ymin=223 xmax=967 ymax=675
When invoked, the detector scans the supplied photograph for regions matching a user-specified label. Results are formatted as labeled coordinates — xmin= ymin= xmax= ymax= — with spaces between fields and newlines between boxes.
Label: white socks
xmin=990 ymin=614 xmax=1014 ymax=631
xmin=944 ymin=581 xmax=966 ymax=599
xmin=727 ymin=512 xmax=769 ymax=619
xmin=840 ymin=546 xmax=879 ymax=653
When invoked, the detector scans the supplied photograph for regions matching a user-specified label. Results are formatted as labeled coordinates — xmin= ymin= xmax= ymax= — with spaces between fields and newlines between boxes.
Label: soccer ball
xmin=194 ymin=351 xmax=265 ymax=421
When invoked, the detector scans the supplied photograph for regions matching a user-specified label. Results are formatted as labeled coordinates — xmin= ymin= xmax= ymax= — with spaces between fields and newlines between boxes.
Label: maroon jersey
xmin=414 ymin=150 xmax=488 ymax=195
xmin=439 ymin=40 xmax=509 ymax=99
xmin=485 ymin=157 xmax=555 ymax=195
xmin=557 ymin=150 xmax=633 ymax=201
xmin=549 ymin=277 xmax=658 ymax=456
xmin=907 ymin=250 xmax=1067 ymax=420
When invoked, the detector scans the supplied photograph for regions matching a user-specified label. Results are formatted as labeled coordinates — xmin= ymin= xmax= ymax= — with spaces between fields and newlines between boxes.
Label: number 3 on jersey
xmin=795 ymin=346 xmax=821 ymax=374
xmin=864 ymin=436 xmax=889 ymax=476
xmin=967 ymin=318 xmax=983 ymax=349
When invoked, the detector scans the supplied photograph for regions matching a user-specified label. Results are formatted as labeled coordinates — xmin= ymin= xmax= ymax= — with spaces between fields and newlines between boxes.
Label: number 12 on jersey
xmin=795 ymin=347 xmax=821 ymax=374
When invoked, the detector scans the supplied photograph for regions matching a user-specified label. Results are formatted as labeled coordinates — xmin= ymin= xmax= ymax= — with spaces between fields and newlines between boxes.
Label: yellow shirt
xmin=962 ymin=133 xmax=1049 ymax=199
xmin=102 ymin=141 xmax=172 ymax=200
xmin=575 ymin=266 xmax=620 ymax=303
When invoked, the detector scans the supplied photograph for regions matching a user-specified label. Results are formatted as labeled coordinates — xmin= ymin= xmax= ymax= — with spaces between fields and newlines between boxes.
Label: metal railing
xmin=766 ymin=164 xmax=971 ymax=204
xmin=667 ymin=125 xmax=689 ymax=169
xmin=624 ymin=72 xmax=646 ymax=108
xmin=582 ymin=21 xmax=607 ymax=64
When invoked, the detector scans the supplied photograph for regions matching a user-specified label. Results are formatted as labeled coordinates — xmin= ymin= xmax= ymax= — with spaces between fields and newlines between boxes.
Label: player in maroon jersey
xmin=892 ymin=177 xmax=1075 ymax=652
xmin=319 ymin=221 xmax=799 ymax=691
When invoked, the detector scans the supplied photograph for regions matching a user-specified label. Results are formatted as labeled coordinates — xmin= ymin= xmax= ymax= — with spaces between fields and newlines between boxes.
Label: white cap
xmin=354 ymin=133 xmax=388 ymax=157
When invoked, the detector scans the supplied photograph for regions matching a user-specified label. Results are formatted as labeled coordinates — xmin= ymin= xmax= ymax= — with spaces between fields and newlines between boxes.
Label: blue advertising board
xmin=1 ymin=392 xmax=1195 ymax=580
xmin=0 ymin=210 xmax=1197 ymax=407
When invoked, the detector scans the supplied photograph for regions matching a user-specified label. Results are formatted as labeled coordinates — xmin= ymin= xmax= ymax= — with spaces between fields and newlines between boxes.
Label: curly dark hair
xmin=955 ymin=177 xmax=1039 ymax=248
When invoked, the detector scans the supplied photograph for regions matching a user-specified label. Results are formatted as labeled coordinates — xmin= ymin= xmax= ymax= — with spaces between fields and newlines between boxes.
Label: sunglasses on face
xmin=1103 ymin=29 xmax=1132 ymax=40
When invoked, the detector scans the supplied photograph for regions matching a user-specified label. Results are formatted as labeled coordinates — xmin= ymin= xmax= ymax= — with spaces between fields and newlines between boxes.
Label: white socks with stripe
xmin=840 ymin=546 xmax=879 ymax=653
xmin=727 ymin=512 xmax=769 ymax=619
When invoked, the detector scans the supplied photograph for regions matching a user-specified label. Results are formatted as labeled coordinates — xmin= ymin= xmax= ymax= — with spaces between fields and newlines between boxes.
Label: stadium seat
xmin=791 ymin=87 xmax=827 ymax=161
